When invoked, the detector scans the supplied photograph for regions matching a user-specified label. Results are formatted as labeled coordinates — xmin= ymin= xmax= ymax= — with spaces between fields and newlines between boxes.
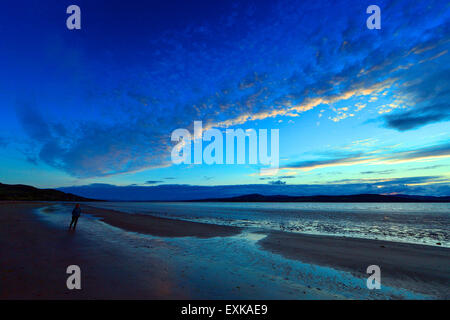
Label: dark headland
xmin=0 ymin=183 xmax=97 ymax=201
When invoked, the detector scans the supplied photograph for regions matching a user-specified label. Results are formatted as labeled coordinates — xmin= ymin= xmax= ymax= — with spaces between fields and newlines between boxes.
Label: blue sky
xmin=0 ymin=0 xmax=449 ymax=199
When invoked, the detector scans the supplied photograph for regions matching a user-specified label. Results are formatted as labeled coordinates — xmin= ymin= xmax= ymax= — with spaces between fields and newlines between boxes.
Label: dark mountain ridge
xmin=190 ymin=193 xmax=450 ymax=203
xmin=0 ymin=183 xmax=97 ymax=201
xmin=2 ymin=183 xmax=449 ymax=202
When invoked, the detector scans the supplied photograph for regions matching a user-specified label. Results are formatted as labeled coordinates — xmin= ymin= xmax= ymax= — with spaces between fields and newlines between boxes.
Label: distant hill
xmin=3 ymin=183 xmax=449 ymax=202
xmin=191 ymin=193 xmax=450 ymax=203
xmin=0 ymin=183 xmax=98 ymax=201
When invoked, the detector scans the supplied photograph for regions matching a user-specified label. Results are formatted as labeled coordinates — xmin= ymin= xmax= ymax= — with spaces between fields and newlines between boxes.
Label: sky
xmin=0 ymin=0 xmax=449 ymax=200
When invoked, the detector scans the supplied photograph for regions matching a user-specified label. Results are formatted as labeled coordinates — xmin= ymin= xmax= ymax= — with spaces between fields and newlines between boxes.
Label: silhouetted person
xmin=69 ymin=204 xmax=81 ymax=230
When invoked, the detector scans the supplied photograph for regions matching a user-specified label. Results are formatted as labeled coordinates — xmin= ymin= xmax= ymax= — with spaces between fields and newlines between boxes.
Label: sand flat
xmin=258 ymin=231 xmax=450 ymax=297
xmin=81 ymin=205 xmax=241 ymax=238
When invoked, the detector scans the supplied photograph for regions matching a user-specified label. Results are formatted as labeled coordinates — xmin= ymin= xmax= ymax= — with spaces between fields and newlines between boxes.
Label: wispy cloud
xmin=268 ymin=180 xmax=286 ymax=185
xmin=283 ymin=153 xmax=371 ymax=171
xmin=282 ymin=142 xmax=450 ymax=172
xmin=145 ymin=180 xmax=163 ymax=185
xmin=360 ymin=170 xmax=395 ymax=175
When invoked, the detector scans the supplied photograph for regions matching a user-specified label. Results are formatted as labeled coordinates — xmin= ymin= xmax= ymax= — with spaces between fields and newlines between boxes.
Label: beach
xmin=259 ymin=231 xmax=450 ymax=297
xmin=1 ymin=202 xmax=449 ymax=299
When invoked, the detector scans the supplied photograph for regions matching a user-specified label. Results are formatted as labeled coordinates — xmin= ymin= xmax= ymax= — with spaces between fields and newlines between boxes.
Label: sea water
xmin=86 ymin=202 xmax=450 ymax=248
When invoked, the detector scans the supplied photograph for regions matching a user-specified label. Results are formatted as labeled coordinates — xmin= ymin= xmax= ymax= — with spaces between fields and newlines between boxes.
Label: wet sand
xmin=1 ymin=202 xmax=449 ymax=299
xmin=0 ymin=202 xmax=189 ymax=299
xmin=258 ymin=231 xmax=450 ymax=298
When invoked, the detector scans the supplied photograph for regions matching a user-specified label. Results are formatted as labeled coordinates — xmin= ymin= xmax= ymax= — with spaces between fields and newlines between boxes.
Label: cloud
xmin=145 ymin=180 xmax=163 ymax=185
xmin=282 ymin=153 xmax=369 ymax=171
xmin=282 ymin=142 xmax=450 ymax=171
xmin=260 ymin=175 xmax=296 ymax=183
xmin=383 ymin=103 xmax=450 ymax=131
xmin=409 ymin=165 xmax=447 ymax=171
xmin=12 ymin=0 xmax=450 ymax=178
xmin=386 ymin=142 xmax=450 ymax=163
xmin=361 ymin=170 xmax=395 ymax=175
xmin=268 ymin=180 xmax=286 ymax=185
xmin=381 ymin=65 xmax=450 ymax=131
xmin=328 ymin=176 xmax=445 ymax=186
xmin=16 ymin=102 xmax=173 ymax=178
xmin=16 ymin=103 xmax=52 ymax=142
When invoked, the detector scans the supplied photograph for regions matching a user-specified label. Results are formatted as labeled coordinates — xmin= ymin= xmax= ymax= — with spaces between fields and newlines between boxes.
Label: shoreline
xmin=2 ymin=201 xmax=449 ymax=299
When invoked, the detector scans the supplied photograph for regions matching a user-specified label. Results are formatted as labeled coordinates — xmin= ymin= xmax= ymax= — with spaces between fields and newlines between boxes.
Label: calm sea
xmin=87 ymin=202 xmax=450 ymax=247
